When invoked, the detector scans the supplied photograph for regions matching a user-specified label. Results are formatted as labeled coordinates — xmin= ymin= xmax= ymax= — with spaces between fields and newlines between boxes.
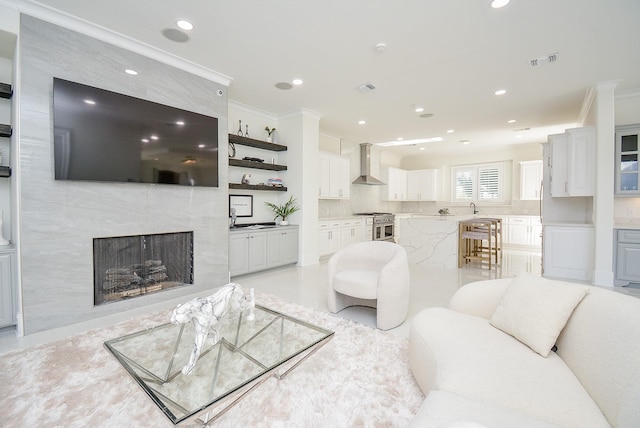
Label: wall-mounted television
xmin=52 ymin=78 xmax=219 ymax=187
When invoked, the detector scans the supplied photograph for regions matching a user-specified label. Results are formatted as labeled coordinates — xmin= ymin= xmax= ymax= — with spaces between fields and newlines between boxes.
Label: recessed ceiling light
xmin=198 ymin=144 xmax=205 ymax=148
xmin=490 ymin=0 xmax=510 ymax=8
xmin=397 ymin=137 xmax=404 ymax=141
xmin=84 ymin=99 xmax=95 ymax=105
xmin=125 ymin=69 xmax=138 ymax=75
xmin=377 ymin=137 xmax=443 ymax=147
xmin=419 ymin=147 xmax=426 ymax=151
xmin=176 ymin=20 xmax=194 ymax=31
xmin=292 ymin=78 xmax=303 ymax=86
xmin=508 ymin=119 xmax=516 ymax=123
xmin=176 ymin=121 xmax=185 ymax=126
xmin=141 ymin=138 xmax=149 ymax=143
xmin=150 ymin=135 xmax=159 ymax=140
xmin=494 ymin=89 xmax=507 ymax=96
xmin=447 ymin=129 xmax=454 ymax=134
xmin=358 ymin=120 xmax=366 ymax=125
xmin=414 ymin=106 xmax=424 ymax=113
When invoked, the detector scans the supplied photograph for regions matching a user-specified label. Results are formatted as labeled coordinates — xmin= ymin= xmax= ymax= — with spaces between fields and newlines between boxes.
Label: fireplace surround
xmin=93 ymin=231 xmax=194 ymax=305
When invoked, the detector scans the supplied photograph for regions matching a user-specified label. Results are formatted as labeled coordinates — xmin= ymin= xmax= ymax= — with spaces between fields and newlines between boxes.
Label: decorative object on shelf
xmin=265 ymin=126 xmax=276 ymax=143
xmin=265 ymin=195 xmax=300 ymax=226
xmin=0 ymin=210 xmax=9 ymax=246
xmin=229 ymin=194 xmax=254 ymax=217
xmin=245 ymin=124 xmax=249 ymax=137
xmin=237 ymin=120 xmax=243 ymax=136
xmin=242 ymin=156 xmax=264 ymax=163
xmin=241 ymin=173 xmax=251 ymax=184
xmin=438 ymin=208 xmax=450 ymax=215
xmin=268 ymin=178 xmax=283 ymax=187
xmin=228 ymin=141 xmax=236 ymax=158
xmin=170 ymin=283 xmax=255 ymax=375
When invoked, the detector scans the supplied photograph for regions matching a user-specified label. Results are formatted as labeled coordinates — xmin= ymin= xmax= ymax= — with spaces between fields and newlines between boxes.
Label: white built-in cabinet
xmin=614 ymin=124 xmax=640 ymax=196
xmin=543 ymin=224 xmax=594 ymax=281
xmin=319 ymin=152 xmax=351 ymax=199
xmin=229 ymin=226 xmax=298 ymax=277
xmin=615 ymin=229 xmax=640 ymax=285
xmin=0 ymin=249 xmax=15 ymax=328
xmin=384 ymin=167 xmax=439 ymax=201
xmin=549 ymin=126 xmax=595 ymax=197
xmin=519 ymin=160 xmax=542 ymax=200
xmin=318 ymin=218 xmax=369 ymax=257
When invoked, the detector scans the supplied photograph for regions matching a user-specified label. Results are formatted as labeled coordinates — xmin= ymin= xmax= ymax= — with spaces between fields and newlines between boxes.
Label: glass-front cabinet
xmin=615 ymin=125 xmax=640 ymax=196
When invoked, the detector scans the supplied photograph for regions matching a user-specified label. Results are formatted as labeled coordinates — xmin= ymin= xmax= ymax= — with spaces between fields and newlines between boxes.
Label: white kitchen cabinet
xmin=0 ymin=250 xmax=15 ymax=328
xmin=519 ymin=160 xmax=543 ymax=201
xmin=615 ymin=229 xmax=640 ymax=285
xmin=319 ymin=218 xmax=369 ymax=256
xmin=319 ymin=152 xmax=351 ymax=199
xmin=549 ymin=127 xmax=595 ymax=197
xmin=266 ymin=228 xmax=299 ymax=268
xmin=614 ymin=125 xmax=640 ymax=196
xmin=383 ymin=167 xmax=407 ymax=201
xmin=503 ymin=216 xmax=542 ymax=248
xmin=407 ymin=169 xmax=439 ymax=201
xmin=543 ymin=224 xmax=594 ymax=281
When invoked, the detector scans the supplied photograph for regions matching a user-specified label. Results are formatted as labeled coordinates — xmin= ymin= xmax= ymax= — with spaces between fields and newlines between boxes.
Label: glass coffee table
xmin=104 ymin=305 xmax=334 ymax=425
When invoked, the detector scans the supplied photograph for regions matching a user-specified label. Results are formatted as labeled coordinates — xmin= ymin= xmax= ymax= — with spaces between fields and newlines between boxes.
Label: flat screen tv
xmin=52 ymin=78 xmax=219 ymax=187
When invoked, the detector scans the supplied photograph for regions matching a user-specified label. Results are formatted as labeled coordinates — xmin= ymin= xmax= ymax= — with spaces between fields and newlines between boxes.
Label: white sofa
xmin=409 ymin=274 xmax=640 ymax=428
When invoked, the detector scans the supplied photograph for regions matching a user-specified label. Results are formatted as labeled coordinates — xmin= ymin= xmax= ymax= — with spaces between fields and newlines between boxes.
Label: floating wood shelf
xmin=0 ymin=83 xmax=12 ymax=100
xmin=0 ymin=124 xmax=12 ymax=138
xmin=229 ymin=158 xmax=287 ymax=171
xmin=229 ymin=134 xmax=287 ymax=152
xmin=229 ymin=183 xmax=287 ymax=192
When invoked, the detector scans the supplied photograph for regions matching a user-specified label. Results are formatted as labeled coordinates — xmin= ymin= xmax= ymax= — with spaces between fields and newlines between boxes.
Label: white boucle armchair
xmin=328 ymin=241 xmax=410 ymax=330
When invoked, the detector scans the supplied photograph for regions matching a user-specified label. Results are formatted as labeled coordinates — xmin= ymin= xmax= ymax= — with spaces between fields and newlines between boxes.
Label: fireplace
xmin=93 ymin=231 xmax=194 ymax=305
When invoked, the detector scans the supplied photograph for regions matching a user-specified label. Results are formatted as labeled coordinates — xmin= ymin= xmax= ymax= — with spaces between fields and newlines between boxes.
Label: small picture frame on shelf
xmin=229 ymin=194 xmax=253 ymax=217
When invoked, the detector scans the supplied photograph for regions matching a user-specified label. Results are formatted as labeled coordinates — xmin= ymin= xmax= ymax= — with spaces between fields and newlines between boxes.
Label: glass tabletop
xmin=104 ymin=305 xmax=334 ymax=425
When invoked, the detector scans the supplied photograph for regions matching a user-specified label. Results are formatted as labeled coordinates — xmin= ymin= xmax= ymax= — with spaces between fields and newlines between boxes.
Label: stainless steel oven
xmin=355 ymin=213 xmax=395 ymax=242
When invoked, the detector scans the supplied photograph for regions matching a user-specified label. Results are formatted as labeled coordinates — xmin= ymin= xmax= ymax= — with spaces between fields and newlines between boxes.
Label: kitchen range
xmin=355 ymin=212 xmax=395 ymax=242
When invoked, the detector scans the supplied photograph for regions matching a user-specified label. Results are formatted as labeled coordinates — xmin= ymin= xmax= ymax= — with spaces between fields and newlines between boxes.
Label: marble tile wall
xmin=19 ymin=16 xmax=229 ymax=334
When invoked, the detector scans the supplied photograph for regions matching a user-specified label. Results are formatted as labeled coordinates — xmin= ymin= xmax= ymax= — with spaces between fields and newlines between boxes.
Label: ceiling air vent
xmin=358 ymin=82 xmax=377 ymax=92
xmin=529 ymin=52 xmax=559 ymax=68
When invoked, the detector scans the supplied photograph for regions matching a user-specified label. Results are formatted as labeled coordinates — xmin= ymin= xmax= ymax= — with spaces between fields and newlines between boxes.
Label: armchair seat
xmin=328 ymin=241 xmax=410 ymax=330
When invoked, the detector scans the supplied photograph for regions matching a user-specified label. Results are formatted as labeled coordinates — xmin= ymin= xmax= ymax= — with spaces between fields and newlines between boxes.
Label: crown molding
xmin=15 ymin=0 xmax=233 ymax=86
xmin=228 ymin=99 xmax=278 ymax=121
xmin=616 ymin=88 xmax=640 ymax=100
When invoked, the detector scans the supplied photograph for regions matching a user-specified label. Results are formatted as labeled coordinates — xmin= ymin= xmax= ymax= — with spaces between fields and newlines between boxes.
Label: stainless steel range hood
xmin=352 ymin=143 xmax=385 ymax=185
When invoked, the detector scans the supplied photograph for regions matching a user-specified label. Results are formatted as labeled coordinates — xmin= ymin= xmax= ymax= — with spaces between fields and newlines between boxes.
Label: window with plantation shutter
xmin=451 ymin=162 xmax=504 ymax=203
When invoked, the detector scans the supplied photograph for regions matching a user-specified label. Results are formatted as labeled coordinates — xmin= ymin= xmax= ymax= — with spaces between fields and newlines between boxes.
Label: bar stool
xmin=458 ymin=218 xmax=502 ymax=269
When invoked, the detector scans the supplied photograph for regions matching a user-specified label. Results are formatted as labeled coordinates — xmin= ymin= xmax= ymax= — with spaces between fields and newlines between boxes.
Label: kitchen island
xmin=397 ymin=215 xmax=473 ymax=269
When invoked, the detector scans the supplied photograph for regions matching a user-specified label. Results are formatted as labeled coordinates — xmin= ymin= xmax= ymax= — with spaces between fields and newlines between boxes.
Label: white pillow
xmin=489 ymin=273 xmax=589 ymax=357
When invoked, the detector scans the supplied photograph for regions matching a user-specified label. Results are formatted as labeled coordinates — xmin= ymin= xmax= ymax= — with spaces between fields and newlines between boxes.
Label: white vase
xmin=279 ymin=220 xmax=289 ymax=226
xmin=266 ymin=136 xmax=272 ymax=143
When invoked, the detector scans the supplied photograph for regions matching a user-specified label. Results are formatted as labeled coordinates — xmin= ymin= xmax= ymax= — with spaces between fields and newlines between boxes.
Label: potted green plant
xmin=265 ymin=195 xmax=300 ymax=226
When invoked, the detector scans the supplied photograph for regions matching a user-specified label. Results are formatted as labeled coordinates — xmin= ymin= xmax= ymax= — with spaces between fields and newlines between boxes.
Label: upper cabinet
xmin=615 ymin=124 xmax=640 ymax=196
xmin=407 ymin=169 xmax=440 ymax=201
xmin=548 ymin=126 xmax=595 ymax=197
xmin=519 ymin=160 xmax=542 ymax=200
xmin=319 ymin=152 xmax=350 ymax=199
xmin=383 ymin=167 xmax=407 ymax=201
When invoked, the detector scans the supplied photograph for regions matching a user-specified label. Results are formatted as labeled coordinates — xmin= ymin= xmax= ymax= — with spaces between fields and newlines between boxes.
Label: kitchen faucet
xmin=470 ymin=202 xmax=479 ymax=215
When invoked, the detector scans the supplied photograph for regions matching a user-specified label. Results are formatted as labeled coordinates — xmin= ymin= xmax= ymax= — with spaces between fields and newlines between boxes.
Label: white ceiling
xmin=18 ymin=0 xmax=640 ymax=157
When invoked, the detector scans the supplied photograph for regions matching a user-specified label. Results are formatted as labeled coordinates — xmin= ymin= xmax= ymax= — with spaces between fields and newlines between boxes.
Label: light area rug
xmin=0 ymin=292 xmax=424 ymax=427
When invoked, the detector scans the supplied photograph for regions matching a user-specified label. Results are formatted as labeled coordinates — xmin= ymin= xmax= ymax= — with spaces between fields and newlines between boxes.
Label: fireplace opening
xmin=93 ymin=231 xmax=194 ymax=306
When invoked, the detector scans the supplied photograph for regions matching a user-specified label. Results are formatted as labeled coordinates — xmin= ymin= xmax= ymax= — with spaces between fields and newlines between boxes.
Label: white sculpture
xmin=0 ymin=210 xmax=9 ymax=246
xmin=170 ymin=283 xmax=255 ymax=375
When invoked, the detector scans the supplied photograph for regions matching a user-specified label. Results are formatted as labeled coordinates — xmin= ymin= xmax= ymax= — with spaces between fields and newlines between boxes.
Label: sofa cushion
xmin=489 ymin=273 xmax=588 ymax=357
xmin=408 ymin=390 xmax=563 ymax=428
xmin=410 ymin=307 xmax=610 ymax=428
